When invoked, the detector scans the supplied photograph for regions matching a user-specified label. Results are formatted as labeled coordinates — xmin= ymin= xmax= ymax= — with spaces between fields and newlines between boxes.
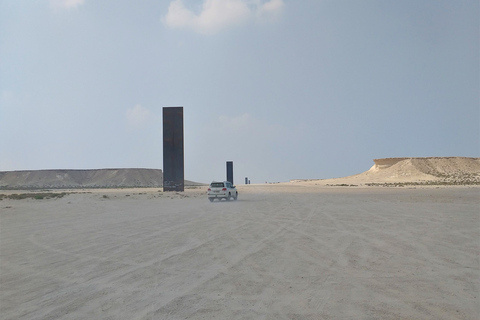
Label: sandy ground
xmin=1 ymin=185 xmax=479 ymax=320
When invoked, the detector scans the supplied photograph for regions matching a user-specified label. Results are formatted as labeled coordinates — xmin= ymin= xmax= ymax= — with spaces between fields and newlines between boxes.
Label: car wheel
xmin=233 ymin=193 xmax=238 ymax=200
xmin=209 ymin=198 xmax=214 ymax=202
xmin=226 ymin=193 xmax=231 ymax=201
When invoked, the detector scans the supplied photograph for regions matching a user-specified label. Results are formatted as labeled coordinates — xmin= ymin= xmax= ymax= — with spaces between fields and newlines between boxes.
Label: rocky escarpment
xmin=0 ymin=168 xmax=164 ymax=189
xmin=366 ymin=157 xmax=480 ymax=185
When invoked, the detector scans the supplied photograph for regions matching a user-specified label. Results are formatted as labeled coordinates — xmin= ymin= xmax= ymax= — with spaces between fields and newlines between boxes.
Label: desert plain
xmin=1 ymin=157 xmax=479 ymax=319
xmin=0 ymin=184 xmax=478 ymax=320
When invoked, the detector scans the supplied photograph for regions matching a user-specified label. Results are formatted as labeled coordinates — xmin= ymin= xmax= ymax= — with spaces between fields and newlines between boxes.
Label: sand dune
xmin=293 ymin=157 xmax=480 ymax=186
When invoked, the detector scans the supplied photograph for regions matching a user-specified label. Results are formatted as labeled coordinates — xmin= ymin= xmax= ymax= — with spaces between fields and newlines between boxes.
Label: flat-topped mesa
xmin=372 ymin=157 xmax=480 ymax=172
xmin=368 ymin=157 xmax=480 ymax=182
xmin=372 ymin=157 xmax=477 ymax=167
xmin=0 ymin=168 xmax=164 ymax=189
xmin=291 ymin=157 xmax=480 ymax=185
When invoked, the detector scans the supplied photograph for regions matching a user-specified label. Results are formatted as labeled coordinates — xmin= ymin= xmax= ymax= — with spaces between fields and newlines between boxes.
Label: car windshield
xmin=210 ymin=182 xmax=224 ymax=188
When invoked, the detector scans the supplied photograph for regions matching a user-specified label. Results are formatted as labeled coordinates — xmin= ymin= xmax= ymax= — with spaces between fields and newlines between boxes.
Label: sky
xmin=1 ymin=0 xmax=479 ymax=184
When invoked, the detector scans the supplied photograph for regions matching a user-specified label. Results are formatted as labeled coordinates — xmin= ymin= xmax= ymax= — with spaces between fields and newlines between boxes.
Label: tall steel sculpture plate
xmin=163 ymin=107 xmax=184 ymax=191
xmin=226 ymin=161 xmax=233 ymax=185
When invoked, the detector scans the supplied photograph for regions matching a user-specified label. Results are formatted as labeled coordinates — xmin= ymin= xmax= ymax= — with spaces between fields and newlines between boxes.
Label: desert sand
xmin=1 ymin=184 xmax=479 ymax=320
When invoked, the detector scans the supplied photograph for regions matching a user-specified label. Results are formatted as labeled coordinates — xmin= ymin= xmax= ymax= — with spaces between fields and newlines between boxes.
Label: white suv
xmin=208 ymin=181 xmax=238 ymax=202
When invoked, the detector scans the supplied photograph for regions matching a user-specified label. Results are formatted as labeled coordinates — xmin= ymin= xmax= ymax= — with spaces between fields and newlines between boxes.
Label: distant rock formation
xmin=291 ymin=157 xmax=480 ymax=185
xmin=0 ymin=168 xmax=164 ymax=189
xmin=355 ymin=157 xmax=480 ymax=184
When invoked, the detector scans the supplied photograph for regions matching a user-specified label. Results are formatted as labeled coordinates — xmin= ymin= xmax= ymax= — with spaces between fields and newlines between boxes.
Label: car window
xmin=211 ymin=182 xmax=224 ymax=188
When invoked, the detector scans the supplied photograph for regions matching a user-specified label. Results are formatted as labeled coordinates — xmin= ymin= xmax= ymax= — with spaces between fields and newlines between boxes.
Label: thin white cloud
xmin=49 ymin=0 xmax=85 ymax=10
xmin=219 ymin=113 xmax=253 ymax=131
xmin=218 ymin=113 xmax=284 ymax=140
xmin=163 ymin=0 xmax=284 ymax=34
xmin=126 ymin=104 xmax=151 ymax=127
xmin=256 ymin=0 xmax=284 ymax=21
xmin=1 ymin=90 xmax=15 ymax=105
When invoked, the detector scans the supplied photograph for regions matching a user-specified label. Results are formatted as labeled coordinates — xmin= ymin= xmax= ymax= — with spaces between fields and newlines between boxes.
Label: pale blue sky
xmin=1 ymin=0 xmax=478 ymax=183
